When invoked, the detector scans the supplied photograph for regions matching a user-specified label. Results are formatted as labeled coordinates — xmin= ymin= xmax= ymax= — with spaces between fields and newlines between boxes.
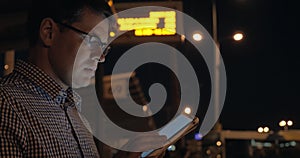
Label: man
xmin=0 ymin=0 xmax=166 ymax=157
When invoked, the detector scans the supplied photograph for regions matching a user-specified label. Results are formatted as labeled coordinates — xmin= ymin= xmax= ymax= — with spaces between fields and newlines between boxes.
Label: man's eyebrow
xmin=92 ymin=25 xmax=109 ymax=40
xmin=93 ymin=24 xmax=108 ymax=33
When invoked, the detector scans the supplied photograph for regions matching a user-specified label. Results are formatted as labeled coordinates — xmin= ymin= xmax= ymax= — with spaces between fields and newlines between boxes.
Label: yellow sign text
xmin=117 ymin=11 xmax=176 ymax=36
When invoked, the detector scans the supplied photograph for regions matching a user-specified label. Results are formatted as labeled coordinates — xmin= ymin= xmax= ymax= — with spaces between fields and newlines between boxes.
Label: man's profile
xmin=0 ymin=0 xmax=166 ymax=157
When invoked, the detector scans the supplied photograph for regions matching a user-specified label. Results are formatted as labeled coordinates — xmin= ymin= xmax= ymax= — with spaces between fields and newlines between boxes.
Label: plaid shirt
xmin=0 ymin=60 xmax=100 ymax=157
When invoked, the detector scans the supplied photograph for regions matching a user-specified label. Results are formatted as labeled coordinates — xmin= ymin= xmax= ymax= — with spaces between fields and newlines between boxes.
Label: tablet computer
xmin=141 ymin=114 xmax=199 ymax=157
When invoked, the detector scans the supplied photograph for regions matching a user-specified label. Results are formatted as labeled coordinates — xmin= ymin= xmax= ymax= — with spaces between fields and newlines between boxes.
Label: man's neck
xmin=28 ymin=46 xmax=69 ymax=90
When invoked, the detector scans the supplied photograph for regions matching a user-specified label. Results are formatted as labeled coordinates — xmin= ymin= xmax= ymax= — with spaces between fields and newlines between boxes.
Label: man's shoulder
xmin=0 ymin=72 xmax=26 ymax=95
xmin=0 ymin=72 xmax=34 ymax=112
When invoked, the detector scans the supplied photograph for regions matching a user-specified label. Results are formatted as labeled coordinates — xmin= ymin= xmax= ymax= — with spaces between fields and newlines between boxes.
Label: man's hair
xmin=27 ymin=0 xmax=112 ymax=46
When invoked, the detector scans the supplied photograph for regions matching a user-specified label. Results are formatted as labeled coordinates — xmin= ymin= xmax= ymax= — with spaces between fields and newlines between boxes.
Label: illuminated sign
xmin=117 ymin=11 xmax=176 ymax=36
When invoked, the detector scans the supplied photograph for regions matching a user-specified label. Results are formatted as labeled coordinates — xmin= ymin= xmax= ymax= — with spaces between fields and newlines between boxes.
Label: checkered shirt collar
xmin=14 ymin=60 xmax=81 ymax=108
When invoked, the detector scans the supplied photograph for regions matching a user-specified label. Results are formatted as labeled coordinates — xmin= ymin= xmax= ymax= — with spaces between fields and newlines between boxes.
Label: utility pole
xmin=212 ymin=0 xmax=226 ymax=157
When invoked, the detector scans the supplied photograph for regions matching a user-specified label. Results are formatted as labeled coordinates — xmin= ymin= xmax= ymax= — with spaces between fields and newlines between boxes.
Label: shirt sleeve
xmin=0 ymin=92 xmax=25 ymax=157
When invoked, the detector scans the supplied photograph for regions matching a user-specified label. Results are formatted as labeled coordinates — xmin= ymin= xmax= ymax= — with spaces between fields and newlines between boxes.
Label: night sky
xmin=182 ymin=0 xmax=299 ymax=131
xmin=112 ymin=0 xmax=299 ymax=131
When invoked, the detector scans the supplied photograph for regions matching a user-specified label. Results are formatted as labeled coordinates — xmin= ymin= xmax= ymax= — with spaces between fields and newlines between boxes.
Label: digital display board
xmin=117 ymin=11 xmax=176 ymax=36
xmin=112 ymin=1 xmax=183 ymax=44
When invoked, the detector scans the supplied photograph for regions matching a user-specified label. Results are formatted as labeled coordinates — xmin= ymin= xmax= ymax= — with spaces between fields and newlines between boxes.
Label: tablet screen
xmin=141 ymin=114 xmax=194 ymax=157
xmin=159 ymin=114 xmax=193 ymax=139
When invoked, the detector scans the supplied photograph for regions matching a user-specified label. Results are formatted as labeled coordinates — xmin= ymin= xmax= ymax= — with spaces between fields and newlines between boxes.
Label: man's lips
xmin=83 ymin=67 xmax=97 ymax=76
xmin=85 ymin=67 xmax=97 ymax=71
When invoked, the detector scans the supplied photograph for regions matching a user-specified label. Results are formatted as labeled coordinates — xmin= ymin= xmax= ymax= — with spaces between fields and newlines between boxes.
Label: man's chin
xmin=72 ymin=78 xmax=93 ymax=89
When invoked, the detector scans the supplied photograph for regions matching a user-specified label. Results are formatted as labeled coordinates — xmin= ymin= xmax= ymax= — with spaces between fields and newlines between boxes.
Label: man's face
xmin=49 ymin=8 xmax=109 ymax=88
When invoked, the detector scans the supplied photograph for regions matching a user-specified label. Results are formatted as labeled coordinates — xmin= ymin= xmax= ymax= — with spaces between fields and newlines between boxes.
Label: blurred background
xmin=0 ymin=0 xmax=299 ymax=157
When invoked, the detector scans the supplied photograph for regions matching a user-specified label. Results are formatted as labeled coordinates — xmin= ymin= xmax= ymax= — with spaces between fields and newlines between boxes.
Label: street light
xmin=211 ymin=0 xmax=245 ymax=130
xmin=279 ymin=120 xmax=286 ymax=127
xmin=192 ymin=33 xmax=203 ymax=41
xmin=287 ymin=120 xmax=293 ymax=126
xmin=263 ymin=127 xmax=269 ymax=133
xmin=257 ymin=126 xmax=270 ymax=133
xmin=233 ymin=32 xmax=244 ymax=41
xmin=257 ymin=127 xmax=264 ymax=133
xmin=184 ymin=107 xmax=192 ymax=115
xmin=279 ymin=120 xmax=293 ymax=130
xmin=216 ymin=140 xmax=222 ymax=147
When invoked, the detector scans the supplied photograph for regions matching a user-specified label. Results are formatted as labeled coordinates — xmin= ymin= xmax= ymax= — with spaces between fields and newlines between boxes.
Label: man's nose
xmin=90 ymin=49 xmax=102 ymax=62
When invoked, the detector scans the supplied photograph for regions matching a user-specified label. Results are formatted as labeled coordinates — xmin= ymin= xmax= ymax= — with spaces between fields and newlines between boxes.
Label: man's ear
xmin=39 ymin=18 xmax=57 ymax=48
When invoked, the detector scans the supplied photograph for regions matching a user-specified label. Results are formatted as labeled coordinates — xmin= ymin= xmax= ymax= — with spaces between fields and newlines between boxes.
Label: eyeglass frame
xmin=55 ymin=21 xmax=111 ymax=63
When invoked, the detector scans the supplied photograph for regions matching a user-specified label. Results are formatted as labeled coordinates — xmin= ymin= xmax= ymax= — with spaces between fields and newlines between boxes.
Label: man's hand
xmin=113 ymin=132 xmax=167 ymax=158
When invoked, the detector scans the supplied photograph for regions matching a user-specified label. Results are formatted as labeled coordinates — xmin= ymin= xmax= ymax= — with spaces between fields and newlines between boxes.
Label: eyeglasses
xmin=56 ymin=21 xmax=111 ymax=63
